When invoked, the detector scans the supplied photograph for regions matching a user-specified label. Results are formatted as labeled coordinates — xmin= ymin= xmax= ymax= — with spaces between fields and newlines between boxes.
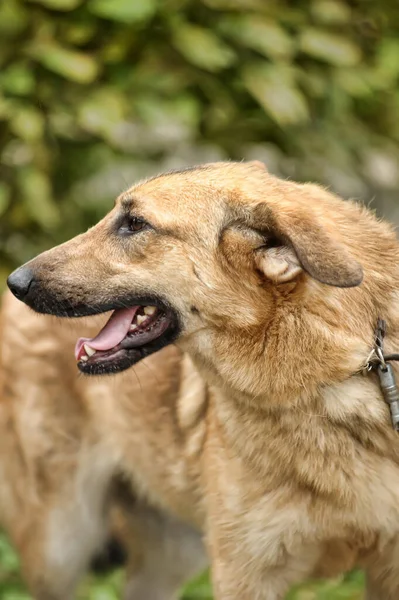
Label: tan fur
xmin=0 ymin=296 xmax=207 ymax=599
xmin=5 ymin=160 xmax=399 ymax=599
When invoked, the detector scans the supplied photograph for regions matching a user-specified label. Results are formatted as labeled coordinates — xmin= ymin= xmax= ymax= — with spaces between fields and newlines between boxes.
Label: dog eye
xmin=128 ymin=217 xmax=147 ymax=232
xmin=119 ymin=216 xmax=148 ymax=235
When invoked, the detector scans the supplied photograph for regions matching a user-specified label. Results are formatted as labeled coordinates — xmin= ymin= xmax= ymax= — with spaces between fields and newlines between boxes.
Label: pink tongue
xmin=75 ymin=307 xmax=139 ymax=360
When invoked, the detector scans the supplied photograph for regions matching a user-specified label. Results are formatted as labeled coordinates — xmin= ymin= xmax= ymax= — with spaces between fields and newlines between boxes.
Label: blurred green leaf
xmin=0 ymin=533 xmax=20 ymax=572
xmin=28 ymin=0 xmax=83 ymax=10
xmin=173 ymin=24 xmax=236 ymax=72
xmin=88 ymin=0 xmax=156 ymax=23
xmin=0 ymin=184 xmax=11 ymax=217
xmin=335 ymin=69 xmax=372 ymax=98
xmin=300 ymin=68 xmax=329 ymax=98
xmin=48 ymin=107 xmax=80 ymax=139
xmin=19 ymin=168 xmax=60 ymax=229
xmin=0 ymin=95 xmax=12 ymax=119
xmin=89 ymin=587 xmax=118 ymax=600
xmin=63 ymin=22 xmax=98 ymax=45
xmin=219 ymin=15 xmax=294 ymax=59
xmin=10 ymin=107 xmax=45 ymax=142
xmin=136 ymin=94 xmax=200 ymax=129
xmin=202 ymin=0 xmax=264 ymax=9
xmin=243 ymin=64 xmax=309 ymax=126
xmin=374 ymin=38 xmax=399 ymax=85
xmin=78 ymin=87 xmax=127 ymax=139
xmin=311 ymin=0 xmax=351 ymax=24
xmin=1 ymin=63 xmax=35 ymax=96
xmin=31 ymin=42 xmax=99 ymax=83
xmin=100 ymin=30 xmax=135 ymax=63
xmin=182 ymin=570 xmax=213 ymax=598
xmin=1 ymin=591 xmax=31 ymax=600
xmin=300 ymin=29 xmax=361 ymax=66
xmin=0 ymin=0 xmax=28 ymax=36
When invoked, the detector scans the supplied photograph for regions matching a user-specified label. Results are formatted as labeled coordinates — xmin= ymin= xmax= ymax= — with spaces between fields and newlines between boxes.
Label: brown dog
xmin=7 ymin=160 xmax=399 ymax=599
xmin=0 ymin=297 xmax=207 ymax=599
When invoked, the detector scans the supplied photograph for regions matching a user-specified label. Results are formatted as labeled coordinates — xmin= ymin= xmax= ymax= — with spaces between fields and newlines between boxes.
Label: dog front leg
xmin=365 ymin=574 xmax=399 ymax=600
xmin=364 ymin=538 xmax=399 ymax=600
xmin=206 ymin=506 xmax=321 ymax=600
xmin=209 ymin=539 xmax=321 ymax=600
xmin=365 ymin=576 xmax=384 ymax=600
xmin=204 ymin=436 xmax=321 ymax=599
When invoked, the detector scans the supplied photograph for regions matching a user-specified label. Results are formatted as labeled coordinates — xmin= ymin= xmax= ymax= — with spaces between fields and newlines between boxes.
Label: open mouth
xmin=75 ymin=303 xmax=178 ymax=375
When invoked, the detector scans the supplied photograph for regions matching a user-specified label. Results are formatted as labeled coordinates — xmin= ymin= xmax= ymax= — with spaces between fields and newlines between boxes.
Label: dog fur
xmin=6 ymin=160 xmax=399 ymax=599
xmin=0 ymin=298 xmax=207 ymax=599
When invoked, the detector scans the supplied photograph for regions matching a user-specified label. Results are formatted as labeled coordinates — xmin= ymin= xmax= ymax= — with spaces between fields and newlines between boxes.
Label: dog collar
xmin=364 ymin=318 xmax=399 ymax=431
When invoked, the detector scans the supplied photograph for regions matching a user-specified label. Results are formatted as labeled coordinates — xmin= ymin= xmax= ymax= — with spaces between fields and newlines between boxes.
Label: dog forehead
xmin=122 ymin=161 xmax=271 ymax=211
xmin=115 ymin=162 xmax=284 ymax=238
xmin=121 ymin=174 xmax=228 ymax=226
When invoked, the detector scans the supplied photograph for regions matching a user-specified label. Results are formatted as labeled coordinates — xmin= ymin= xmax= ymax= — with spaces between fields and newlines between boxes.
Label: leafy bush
xmin=1 ymin=0 xmax=399 ymax=282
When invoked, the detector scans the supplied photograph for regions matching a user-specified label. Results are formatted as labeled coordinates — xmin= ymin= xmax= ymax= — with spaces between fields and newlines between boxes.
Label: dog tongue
xmin=75 ymin=306 xmax=139 ymax=360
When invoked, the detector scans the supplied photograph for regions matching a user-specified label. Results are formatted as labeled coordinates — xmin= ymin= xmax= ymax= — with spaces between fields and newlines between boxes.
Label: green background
xmin=1 ymin=0 xmax=399 ymax=597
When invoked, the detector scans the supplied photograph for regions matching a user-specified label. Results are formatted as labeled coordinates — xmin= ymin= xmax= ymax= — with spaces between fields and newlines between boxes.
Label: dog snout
xmin=7 ymin=265 xmax=35 ymax=302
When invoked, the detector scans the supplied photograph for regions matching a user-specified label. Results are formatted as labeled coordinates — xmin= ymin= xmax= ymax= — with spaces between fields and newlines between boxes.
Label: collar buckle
xmin=367 ymin=318 xmax=399 ymax=431
xmin=376 ymin=363 xmax=399 ymax=431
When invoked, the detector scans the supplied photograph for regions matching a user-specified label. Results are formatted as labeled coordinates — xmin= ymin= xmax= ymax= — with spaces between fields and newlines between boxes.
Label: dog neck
xmin=187 ymin=279 xmax=399 ymax=492
xmin=188 ymin=283 xmax=373 ymax=406
xmin=203 ymin=360 xmax=399 ymax=502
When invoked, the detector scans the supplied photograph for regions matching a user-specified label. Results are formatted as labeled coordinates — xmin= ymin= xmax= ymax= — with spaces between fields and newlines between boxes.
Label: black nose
xmin=7 ymin=266 xmax=35 ymax=301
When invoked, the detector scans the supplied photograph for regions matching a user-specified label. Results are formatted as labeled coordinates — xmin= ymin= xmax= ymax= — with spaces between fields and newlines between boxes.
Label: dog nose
xmin=7 ymin=266 xmax=35 ymax=301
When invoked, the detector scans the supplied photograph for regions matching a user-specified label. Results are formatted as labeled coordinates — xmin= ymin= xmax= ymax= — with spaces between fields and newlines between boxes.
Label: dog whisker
xmin=140 ymin=359 xmax=161 ymax=385
xmin=131 ymin=366 xmax=143 ymax=394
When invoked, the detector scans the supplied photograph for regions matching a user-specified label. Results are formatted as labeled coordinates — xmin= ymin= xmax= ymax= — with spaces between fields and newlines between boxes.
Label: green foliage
xmin=1 ymin=0 xmax=399 ymax=279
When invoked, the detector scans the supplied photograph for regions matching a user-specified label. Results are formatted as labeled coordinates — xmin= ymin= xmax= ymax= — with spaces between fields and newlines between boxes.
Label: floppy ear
xmin=250 ymin=203 xmax=363 ymax=288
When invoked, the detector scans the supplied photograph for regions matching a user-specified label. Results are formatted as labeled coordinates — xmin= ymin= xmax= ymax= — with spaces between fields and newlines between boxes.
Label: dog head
xmin=8 ymin=161 xmax=366 ymax=385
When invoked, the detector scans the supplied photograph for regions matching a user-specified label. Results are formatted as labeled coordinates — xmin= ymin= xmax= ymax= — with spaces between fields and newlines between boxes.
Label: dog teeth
xmin=129 ymin=323 xmax=138 ymax=331
xmin=80 ymin=356 xmax=89 ymax=362
xmin=84 ymin=344 xmax=96 ymax=357
xmin=144 ymin=306 xmax=156 ymax=315
xmin=136 ymin=314 xmax=147 ymax=325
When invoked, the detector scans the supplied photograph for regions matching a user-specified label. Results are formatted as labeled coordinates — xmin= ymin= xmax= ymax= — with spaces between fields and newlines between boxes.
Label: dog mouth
xmin=75 ymin=304 xmax=177 ymax=375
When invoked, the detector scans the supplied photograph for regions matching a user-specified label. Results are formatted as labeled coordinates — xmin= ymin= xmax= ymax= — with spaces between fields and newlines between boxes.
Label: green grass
xmin=183 ymin=571 xmax=365 ymax=600
xmin=0 ymin=533 xmax=365 ymax=599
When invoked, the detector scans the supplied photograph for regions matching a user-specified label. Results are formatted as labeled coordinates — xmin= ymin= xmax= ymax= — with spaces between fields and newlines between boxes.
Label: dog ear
xmin=250 ymin=203 xmax=363 ymax=288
